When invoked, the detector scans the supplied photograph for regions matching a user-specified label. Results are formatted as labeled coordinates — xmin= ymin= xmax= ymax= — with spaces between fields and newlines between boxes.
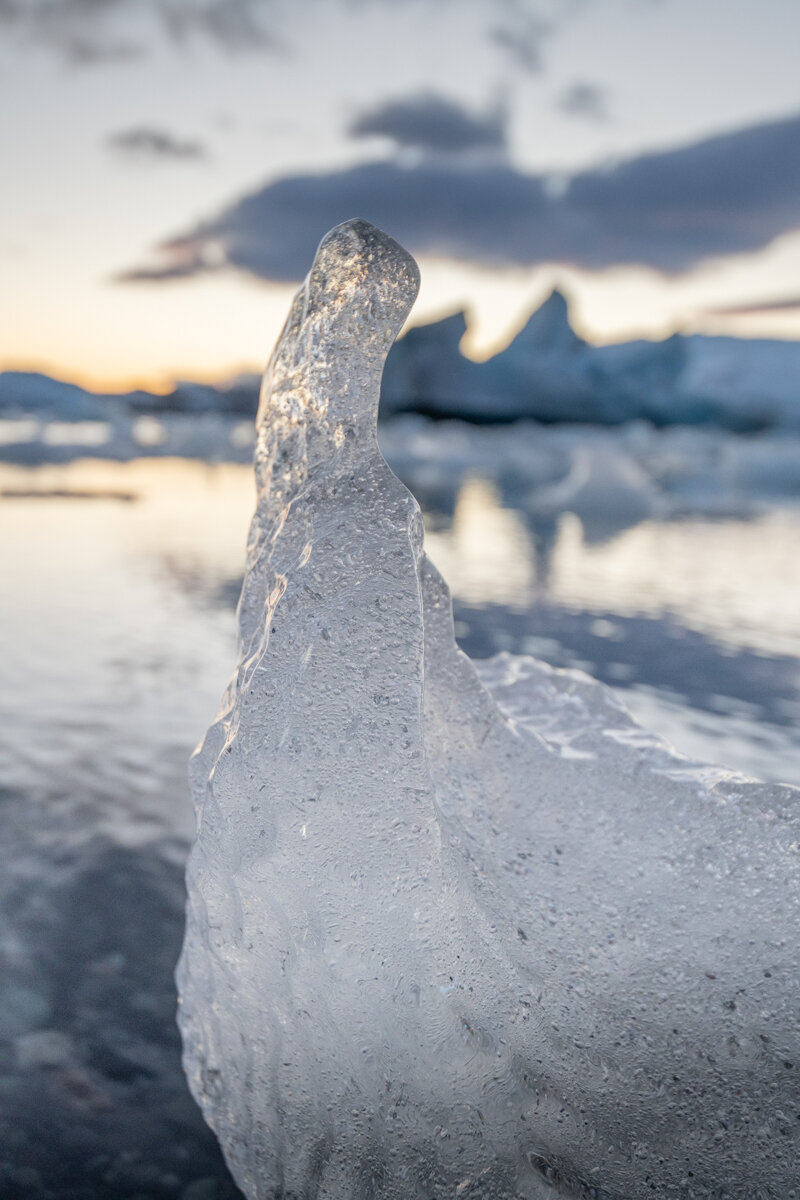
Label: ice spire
xmin=178 ymin=219 xmax=800 ymax=1200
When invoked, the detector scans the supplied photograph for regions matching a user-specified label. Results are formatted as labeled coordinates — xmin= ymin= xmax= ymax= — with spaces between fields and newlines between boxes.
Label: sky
xmin=2 ymin=0 xmax=800 ymax=391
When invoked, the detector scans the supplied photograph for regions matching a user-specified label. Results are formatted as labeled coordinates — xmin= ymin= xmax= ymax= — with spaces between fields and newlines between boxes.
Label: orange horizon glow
xmin=4 ymin=309 xmax=800 ymax=395
xmin=0 ymin=356 xmax=267 ymax=396
xmin=5 ymin=245 xmax=800 ymax=395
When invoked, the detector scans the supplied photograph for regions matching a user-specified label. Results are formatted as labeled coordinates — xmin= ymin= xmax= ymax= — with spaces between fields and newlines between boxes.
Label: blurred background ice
xmin=2 ymin=2 xmax=800 ymax=1196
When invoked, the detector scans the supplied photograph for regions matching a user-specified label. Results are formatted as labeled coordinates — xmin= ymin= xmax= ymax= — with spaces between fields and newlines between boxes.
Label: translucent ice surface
xmin=177 ymin=220 xmax=800 ymax=1199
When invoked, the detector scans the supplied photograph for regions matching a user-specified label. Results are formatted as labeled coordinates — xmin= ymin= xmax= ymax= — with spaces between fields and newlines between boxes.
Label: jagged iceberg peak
xmin=507 ymin=286 xmax=585 ymax=356
xmin=178 ymin=219 xmax=800 ymax=1200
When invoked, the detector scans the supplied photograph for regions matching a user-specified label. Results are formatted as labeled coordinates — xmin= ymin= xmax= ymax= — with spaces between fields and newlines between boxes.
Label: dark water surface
xmin=1 ymin=456 xmax=798 ymax=1198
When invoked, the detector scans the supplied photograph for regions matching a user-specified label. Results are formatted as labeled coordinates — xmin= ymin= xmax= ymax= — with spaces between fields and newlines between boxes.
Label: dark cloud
xmin=705 ymin=295 xmax=800 ymax=316
xmin=565 ymin=111 xmax=800 ymax=269
xmin=117 ymin=160 xmax=553 ymax=283
xmin=59 ymin=36 xmax=143 ymax=64
xmin=119 ymin=110 xmax=800 ymax=285
xmin=0 ymin=0 xmax=146 ymax=64
xmin=348 ymin=93 xmax=506 ymax=155
xmin=558 ymin=81 xmax=608 ymax=122
xmin=159 ymin=0 xmax=276 ymax=52
xmin=489 ymin=9 xmax=552 ymax=73
xmin=117 ymin=259 xmax=221 ymax=282
xmin=106 ymin=126 xmax=207 ymax=160
xmin=0 ymin=0 xmax=568 ymax=63
xmin=0 ymin=0 xmax=274 ymax=62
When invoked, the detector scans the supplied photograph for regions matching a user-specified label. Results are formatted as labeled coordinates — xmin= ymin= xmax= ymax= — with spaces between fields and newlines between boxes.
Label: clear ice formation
xmin=177 ymin=220 xmax=800 ymax=1200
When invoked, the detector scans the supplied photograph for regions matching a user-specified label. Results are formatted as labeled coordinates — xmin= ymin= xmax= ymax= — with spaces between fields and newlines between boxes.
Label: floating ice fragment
xmin=178 ymin=219 xmax=800 ymax=1200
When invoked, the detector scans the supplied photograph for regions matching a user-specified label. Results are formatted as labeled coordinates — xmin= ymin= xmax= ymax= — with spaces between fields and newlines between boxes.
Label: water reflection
xmin=0 ymin=823 xmax=241 ymax=1198
xmin=3 ymin=456 xmax=795 ymax=800
xmin=424 ymin=474 xmax=800 ymax=783
xmin=425 ymin=478 xmax=536 ymax=608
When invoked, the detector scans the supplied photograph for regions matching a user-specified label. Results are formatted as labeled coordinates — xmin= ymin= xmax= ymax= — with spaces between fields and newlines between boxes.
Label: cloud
xmin=0 ymin=0 xmax=568 ymax=64
xmin=106 ymin=126 xmax=207 ymax=160
xmin=557 ymin=81 xmax=608 ymax=122
xmin=565 ymin=111 xmax=800 ymax=269
xmin=116 ymin=260 xmax=221 ymax=282
xmin=704 ymin=295 xmax=800 ymax=316
xmin=348 ymin=93 xmax=506 ymax=155
xmin=488 ymin=8 xmax=552 ymax=73
xmin=118 ymin=110 xmax=800 ymax=285
xmin=0 ymin=0 xmax=275 ymax=62
xmin=0 ymin=0 xmax=146 ymax=64
xmin=58 ymin=36 xmax=143 ymax=64
xmin=117 ymin=160 xmax=553 ymax=283
xmin=159 ymin=0 xmax=276 ymax=52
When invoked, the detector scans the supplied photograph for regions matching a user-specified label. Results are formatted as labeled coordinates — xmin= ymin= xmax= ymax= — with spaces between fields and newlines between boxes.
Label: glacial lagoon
xmin=1 ymin=444 xmax=800 ymax=1198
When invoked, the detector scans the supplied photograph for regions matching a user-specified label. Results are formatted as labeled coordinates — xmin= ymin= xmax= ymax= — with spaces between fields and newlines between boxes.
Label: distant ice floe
xmin=0 ymin=412 xmax=257 ymax=466
xmin=380 ymin=419 xmax=800 ymax=534
xmin=2 ymin=410 xmax=800 ymax=532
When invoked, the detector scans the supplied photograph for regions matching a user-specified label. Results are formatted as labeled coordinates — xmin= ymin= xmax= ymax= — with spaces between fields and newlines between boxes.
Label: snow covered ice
xmin=177 ymin=220 xmax=800 ymax=1199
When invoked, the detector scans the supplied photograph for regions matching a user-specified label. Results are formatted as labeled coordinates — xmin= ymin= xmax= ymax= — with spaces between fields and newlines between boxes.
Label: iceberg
xmin=380 ymin=290 xmax=800 ymax=431
xmin=0 ymin=371 xmax=112 ymax=422
xmin=177 ymin=220 xmax=800 ymax=1199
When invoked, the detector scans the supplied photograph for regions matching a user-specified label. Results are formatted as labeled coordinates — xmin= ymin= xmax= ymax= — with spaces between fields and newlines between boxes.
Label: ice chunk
xmin=178 ymin=219 xmax=800 ymax=1199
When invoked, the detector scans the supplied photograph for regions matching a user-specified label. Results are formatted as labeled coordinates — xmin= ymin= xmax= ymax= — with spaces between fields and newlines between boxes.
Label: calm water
xmin=1 ymin=452 xmax=798 ymax=1198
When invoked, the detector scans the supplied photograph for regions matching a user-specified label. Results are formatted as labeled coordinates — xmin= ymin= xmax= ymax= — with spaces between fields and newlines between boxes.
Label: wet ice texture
xmin=177 ymin=220 xmax=800 ymax=1200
